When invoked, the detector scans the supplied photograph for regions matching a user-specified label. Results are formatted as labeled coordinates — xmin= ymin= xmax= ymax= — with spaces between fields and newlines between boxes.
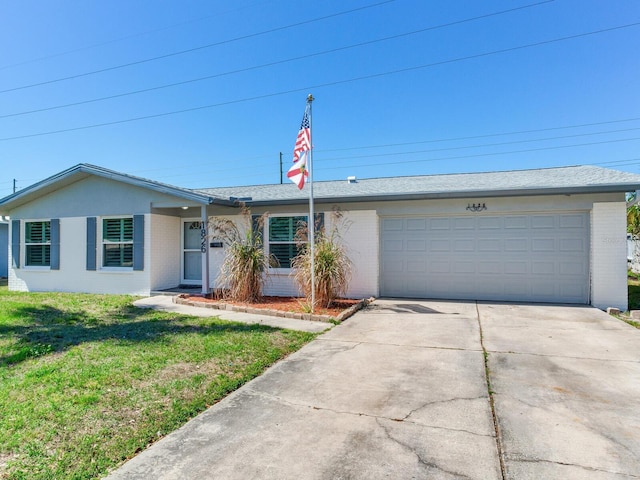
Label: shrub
xmin=209 ymin=208 xmax=275 ymax=303
xmin=291 ymin=209 xmax=352 ymax=308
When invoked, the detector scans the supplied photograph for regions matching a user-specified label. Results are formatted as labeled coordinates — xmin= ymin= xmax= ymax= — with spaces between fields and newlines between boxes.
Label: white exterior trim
xmin=591 ymin=202 xmax=628 ymax=311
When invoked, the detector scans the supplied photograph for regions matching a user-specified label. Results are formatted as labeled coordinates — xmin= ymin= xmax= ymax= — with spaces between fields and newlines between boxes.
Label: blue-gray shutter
xmin=86 ymin=217 xmax=97 ymax=271
xmin=11 ymin=220 xmax=20 ymax=269
xmin=133 ymin=214 xmax=144 ymax=271
xmin=50 ymin=219 xmax=60 ymax=270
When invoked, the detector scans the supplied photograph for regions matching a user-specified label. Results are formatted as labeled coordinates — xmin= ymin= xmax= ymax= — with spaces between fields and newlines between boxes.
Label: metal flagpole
xmin=307 ymin=94 xmax=315 ymax=312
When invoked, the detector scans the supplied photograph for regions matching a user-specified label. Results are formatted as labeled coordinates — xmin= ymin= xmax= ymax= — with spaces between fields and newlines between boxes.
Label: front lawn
xmin=0 ymin=285 xmax=316 ymax=479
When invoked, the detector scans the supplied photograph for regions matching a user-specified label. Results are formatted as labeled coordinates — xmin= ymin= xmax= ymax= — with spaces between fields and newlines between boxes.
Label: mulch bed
xmin=174 ymin=295 xmax=373 ymax=323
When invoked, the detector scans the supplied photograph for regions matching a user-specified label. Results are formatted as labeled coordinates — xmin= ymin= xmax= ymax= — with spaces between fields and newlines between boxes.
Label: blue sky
xmin=1 ymin=0 xmax=639 ymax=197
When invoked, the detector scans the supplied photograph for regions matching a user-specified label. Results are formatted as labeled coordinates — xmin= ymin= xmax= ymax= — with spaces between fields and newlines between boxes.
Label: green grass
xmin=624 ymin=277 xmax=640 ymax=328
xmin=0 ymin=283 xmax=317 ymax=479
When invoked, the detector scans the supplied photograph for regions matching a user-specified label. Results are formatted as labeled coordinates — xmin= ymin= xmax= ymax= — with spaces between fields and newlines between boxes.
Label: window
xmin=268 ymin=216 xmax=307 ymax=268
xmin=102 ymin=217 xmax=133 ymax=267
xmin=25 ymin=221 xmax=51 ymax=266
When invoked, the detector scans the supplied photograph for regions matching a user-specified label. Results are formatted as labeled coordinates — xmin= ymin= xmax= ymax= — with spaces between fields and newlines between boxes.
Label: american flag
xmin=292 ymin=105 xmax=311 ymax=163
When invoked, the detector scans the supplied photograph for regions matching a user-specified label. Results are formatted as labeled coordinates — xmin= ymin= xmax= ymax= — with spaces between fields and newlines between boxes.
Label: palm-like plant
xmin=209 ymin=209 xmax=274 ymax=303
xmin=291 ymin=209 xmax=352 ymax=308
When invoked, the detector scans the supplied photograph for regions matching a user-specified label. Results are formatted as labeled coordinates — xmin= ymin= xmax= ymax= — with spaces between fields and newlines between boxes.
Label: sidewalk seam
xmin=476 ymin=302 xmax=507 ymax=480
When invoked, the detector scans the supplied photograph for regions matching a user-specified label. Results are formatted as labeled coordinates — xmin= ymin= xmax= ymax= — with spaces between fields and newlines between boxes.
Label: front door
xmin=182 ymin=220 xmax=202 ymax=285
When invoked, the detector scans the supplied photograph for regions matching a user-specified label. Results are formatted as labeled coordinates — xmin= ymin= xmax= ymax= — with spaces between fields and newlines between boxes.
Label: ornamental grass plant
xmin=292 ymin=209 xmax=352 ymax=308
xmin=209 ymin=209 xmax=275 ymax=303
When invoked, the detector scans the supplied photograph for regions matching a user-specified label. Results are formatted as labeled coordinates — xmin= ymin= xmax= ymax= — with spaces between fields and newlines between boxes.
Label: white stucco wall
xmin=149 ymin=214 xmax=181 ymax=291
xmin=591 ymin=202 xmax=628 ymax=311
xmin=261 ymin=210 xmax=379 ymax=299
xmin=9 ymin=215 xmax=152 ymax=295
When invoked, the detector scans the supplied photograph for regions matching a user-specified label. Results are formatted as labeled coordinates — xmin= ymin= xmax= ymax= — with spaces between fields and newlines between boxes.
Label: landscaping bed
xmin=174 ymin=295 xmax=374 ymax=322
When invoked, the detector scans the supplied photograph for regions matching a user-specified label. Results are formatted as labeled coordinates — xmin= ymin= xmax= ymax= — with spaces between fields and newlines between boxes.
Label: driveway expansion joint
xmin=317 ymin=336 xmax=483 ymax=352
xmin=476 ymin=302 xmax=507 ymax=480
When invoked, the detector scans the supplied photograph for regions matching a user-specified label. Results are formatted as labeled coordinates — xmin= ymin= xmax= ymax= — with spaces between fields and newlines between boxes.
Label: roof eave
xmin=0 ymin=163 xmax=218 ymax=212
xmin=243 ymin=184 xmax=638 ymax=207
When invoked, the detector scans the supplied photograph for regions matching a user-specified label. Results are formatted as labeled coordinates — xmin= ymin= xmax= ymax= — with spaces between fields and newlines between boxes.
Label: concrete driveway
xmin=106 ymin=300 xmax=640 ymax=480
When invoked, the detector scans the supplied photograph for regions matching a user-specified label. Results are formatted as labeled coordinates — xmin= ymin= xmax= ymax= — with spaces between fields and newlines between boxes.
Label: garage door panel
xmin=430 ymin=218 xmax=451 ymax=230
xmin=453 ymin=261 xmax=475 ymax=274
xmin=531 ymin=261 xmax=555 ymax=275
xmin=478 ymin=217 xmax=502 ymax=229
xmin=478 ymin=239 xmax=501 ymax=251
xmin=429 ymin=261 xmax=451 ymax=274
xmin=429 ymin=239 xmax=450 ymax=251
xmin=454 ymin=218 xmax=475 ymax=230
xmin=382 ymin=218 xmax=404 ymax=231
xmin=454 ymin=239 xmax=475 ymax=252
xmin=505 ymin=238 xmax=528 ymax=251
xmin=531 ymin=238 xmax=555 ymax=251
xmin=407 ymin=239 xmax=426 ymax=251
xmin=504 ymin=216 xmax=528 ymax=229
xmin=531 ymin=216 xmax=556 ymax=228
xmin=559 ymin=238 xmax=586 ymax=252
xmin=504 ymin=261 xmax=527 ymax=275
xmin=382 ymin=239 xmax=403 ymax=252
xmin=406 ymin=218 xmax=427 ymax=230
xmin=407 ymin=260 xmax=427 ymax=273
xmin=560 ymin=214 xmax=587 ymax=228
xmin=380 ymin=212 xmax=589 ymax=303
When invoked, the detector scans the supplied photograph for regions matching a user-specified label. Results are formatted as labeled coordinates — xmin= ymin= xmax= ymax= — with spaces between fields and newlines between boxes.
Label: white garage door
xmin=380 ymin=213 xmax=590 ymax=303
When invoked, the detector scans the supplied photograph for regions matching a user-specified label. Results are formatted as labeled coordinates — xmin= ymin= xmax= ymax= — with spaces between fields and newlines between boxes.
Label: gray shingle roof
xmin=196 ymin=165 xmax=640 ymax=205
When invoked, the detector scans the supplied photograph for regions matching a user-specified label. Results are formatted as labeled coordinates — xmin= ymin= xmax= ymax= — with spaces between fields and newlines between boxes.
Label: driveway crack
xmin=243 ymin=388 xmax=494 ymax=437
xmin=476 ymin=301 xmax=507 ymax=480
xmin=510 ymin=457 xmax=640 ymax=478
xmin=375 ymin=418 xmax=474 ymax=479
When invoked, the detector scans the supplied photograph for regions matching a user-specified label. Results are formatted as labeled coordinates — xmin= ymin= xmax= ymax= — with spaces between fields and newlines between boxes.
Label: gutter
xmin=242 ymin=184 xmax=639 ymax=207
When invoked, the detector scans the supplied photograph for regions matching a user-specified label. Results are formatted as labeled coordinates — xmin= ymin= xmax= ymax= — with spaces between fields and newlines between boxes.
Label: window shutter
xmin=50 ymin=219 xmax=60 ymax=270
xmin=86 ymin=217 xmax=97 ymax=271
xmin=11 ymin=220 xmax=20 ymax=269
xmin=133 ymin=215 xmax=144 ymax=271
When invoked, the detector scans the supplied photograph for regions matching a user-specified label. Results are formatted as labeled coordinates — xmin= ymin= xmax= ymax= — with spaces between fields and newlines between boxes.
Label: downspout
xmin=201 ymin=205 xmax=210 ymax=295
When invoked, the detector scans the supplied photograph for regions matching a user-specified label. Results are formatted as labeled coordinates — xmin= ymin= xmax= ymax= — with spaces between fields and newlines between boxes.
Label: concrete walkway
xmin=107 ymin=299 xmax=640 ymax=479
xmin=133 ymin=296 xmax=331 ymax=333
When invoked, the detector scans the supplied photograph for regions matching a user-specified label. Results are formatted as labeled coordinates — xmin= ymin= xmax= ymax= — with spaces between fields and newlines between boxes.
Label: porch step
xmin=150 ymin=286 xmax=203 ymax=296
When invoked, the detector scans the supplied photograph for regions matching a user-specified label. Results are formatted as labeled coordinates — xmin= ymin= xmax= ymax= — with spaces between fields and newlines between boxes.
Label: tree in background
xmin=627 ymin=202 xmax=640 ymax=273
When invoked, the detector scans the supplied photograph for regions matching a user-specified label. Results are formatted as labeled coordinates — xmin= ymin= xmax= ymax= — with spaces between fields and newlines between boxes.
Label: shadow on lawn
xmin=0 ymin=303 xmax=276 ymax=367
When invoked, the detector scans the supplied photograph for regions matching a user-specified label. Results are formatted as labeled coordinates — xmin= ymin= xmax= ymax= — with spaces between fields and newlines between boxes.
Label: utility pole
xmin=279 ymin=152 xmax=283 ymax=184
xmin=13 ymin=179 xmax=16 ymax=194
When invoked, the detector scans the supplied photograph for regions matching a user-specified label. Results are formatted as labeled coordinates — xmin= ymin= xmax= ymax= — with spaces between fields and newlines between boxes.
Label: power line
xmin=0 ymin=0 xmax=553 ymax=119
xmin=316 ymin=127 xmax=640 ymax=162
xmin=1 ymin=21 xmax=638 ymax=143
xmin=317 ymin=117 xmax=640 ymax=152
xmin=130 ymin=134 xmax=640 ymax=181
xmin=0 ymin=0 xmax=395 ymax=95
xmin=0 ymin=0 xmax=272 ymax=71
xmin=313 ymin=137 xmax=640 ymax=172
xmin=124 ymin=117 xmax=640 ymax=176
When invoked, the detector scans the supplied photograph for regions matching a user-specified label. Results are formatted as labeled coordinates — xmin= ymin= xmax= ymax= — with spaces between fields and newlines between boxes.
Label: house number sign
xmin=200 ymin=224 xmax=207 ymax=253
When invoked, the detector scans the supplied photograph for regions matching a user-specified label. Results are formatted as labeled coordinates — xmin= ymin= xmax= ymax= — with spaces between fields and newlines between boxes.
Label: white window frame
xmin=99 ymin=216 xmax=134 ymax=270
xmin=23 ymin=219 xmax=51 ymax=270
xmin=266 ymin=214 xmax=308 ymax=272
